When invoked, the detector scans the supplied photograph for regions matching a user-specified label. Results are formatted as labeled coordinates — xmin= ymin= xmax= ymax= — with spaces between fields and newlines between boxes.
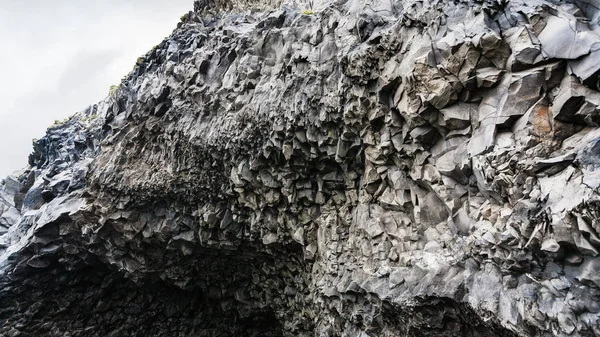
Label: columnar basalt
xmin=3 ymin=0 xmax=600 ymax=336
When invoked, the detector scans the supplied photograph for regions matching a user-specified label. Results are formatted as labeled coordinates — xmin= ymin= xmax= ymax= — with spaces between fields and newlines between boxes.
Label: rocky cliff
xmin=3 ymin=0 xmax=600 ymax=336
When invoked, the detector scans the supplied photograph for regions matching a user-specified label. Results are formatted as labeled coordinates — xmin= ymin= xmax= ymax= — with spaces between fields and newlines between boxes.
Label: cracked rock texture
xmin=3 ymin=0 xmax=600 ymax=336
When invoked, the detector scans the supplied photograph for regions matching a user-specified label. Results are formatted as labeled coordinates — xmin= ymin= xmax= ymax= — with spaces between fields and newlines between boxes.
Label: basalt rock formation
xmin=3 ymin=0 xmax=600 ymax=336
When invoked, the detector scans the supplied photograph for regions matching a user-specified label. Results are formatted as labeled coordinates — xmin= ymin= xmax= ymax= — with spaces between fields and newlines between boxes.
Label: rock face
xmin=3 ymin=0 xmax=600 ymax=336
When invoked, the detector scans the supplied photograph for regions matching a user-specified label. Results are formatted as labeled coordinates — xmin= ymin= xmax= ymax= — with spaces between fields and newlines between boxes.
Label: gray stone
xmin=552 ymin=75 xmax=600 ymax=125
xmin=439 ymin=103 xmax=475 ymax=130
xmin=2 ymin=1 xmax=600 ymax=337
xmin=537 ymin=15 xmax=600 ymax=60
xmin=495 ymin=70 xmax=545 ymax=128
xmin=507 ymin=26 xmax=543 ymax=70
xmin=476 ymin=68 xmax=504 ymax=88
xmin=434 ymin=141 xmax=470 ymax=185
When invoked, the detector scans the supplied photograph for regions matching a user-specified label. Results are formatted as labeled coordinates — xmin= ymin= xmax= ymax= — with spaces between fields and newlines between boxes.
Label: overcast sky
xmin=0 ymin=0 xmax=194 ymax=178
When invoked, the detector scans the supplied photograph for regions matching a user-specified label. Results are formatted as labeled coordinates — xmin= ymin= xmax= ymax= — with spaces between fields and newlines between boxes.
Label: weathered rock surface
xmin=3 ymin=0 xmax=600 ymax=336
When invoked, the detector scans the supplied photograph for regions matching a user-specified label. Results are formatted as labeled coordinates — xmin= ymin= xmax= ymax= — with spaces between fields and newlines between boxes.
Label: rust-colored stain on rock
xmin=532 ymin=103 xmax=553 ymax=137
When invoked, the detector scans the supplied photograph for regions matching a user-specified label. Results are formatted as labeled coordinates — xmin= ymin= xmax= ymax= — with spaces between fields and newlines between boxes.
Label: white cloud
xmin=0 ymin=0 xmax=194 ymax=177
